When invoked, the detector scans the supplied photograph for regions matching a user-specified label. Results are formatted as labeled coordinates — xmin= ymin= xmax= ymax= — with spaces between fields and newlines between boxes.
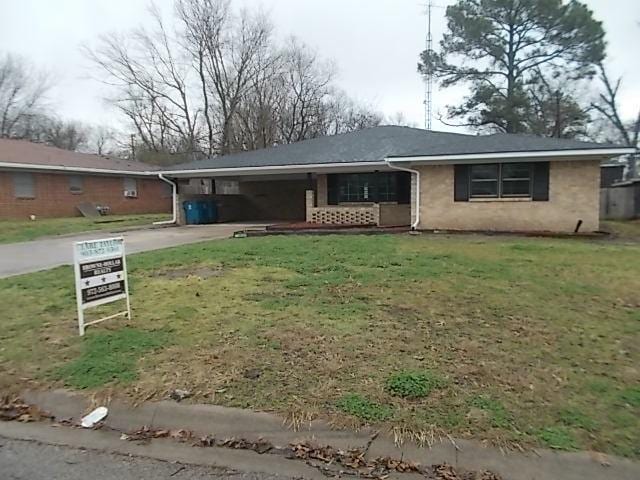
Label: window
xmin=69 ymin=175 xmax=83 ymax=194
xmin=123 ymin=177 xmax=138 ymax=197
xmin=331 ymin=172 xmax=409 ymax=204
xmin=339 ymin=173 xmax=373 ymax=202
xmin=13 ymin=173 xmax=35 ymax=199
xmin=501 ymin=163 xmax=532 ymax=197
xmin=470 ymin=164 xmax=499 ymax=197
xmin=377 ymin=173 xmax=398 ymax=201
xmin=469 ymin=163 xmax=533 ymax=199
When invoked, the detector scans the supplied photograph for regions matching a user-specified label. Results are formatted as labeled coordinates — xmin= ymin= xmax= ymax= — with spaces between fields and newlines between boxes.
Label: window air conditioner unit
xmin=124 ymin=190 xmax=138 ymax=198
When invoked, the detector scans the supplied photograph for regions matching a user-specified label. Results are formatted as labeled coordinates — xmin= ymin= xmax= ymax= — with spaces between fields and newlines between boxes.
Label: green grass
xmin=336 ymin=394 xmax=393 ymax=422
xmin=469 ymin=395 xmax=512 ymax=429
xmin=55 ymin=328 xmax=170 ymax=389
xmin=537 ymin=427 xmax=578 ymax=450
xmin=386 ymin=370 xmax=445 ymax=399
xmin=1 ymin=233 xmax=639 ymax=457
xmin=0 ymin=214 xmax=170 ymax=244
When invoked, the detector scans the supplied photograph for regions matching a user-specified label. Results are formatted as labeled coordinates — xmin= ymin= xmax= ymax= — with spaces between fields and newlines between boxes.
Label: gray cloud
xmin=1 ymin=0 xmax=638 ymax=133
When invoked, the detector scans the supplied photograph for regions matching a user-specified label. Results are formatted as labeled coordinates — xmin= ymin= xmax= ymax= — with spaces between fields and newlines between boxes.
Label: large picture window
xmin=470 ymin=163 xmax=532 ymax=199
xmin=329 ymin=172 xmax=410 ymax=204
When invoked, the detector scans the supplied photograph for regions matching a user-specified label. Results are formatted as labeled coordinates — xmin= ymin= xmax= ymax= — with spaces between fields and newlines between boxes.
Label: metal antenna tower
xmin=424 ymin=1 xmax=434 ymax=130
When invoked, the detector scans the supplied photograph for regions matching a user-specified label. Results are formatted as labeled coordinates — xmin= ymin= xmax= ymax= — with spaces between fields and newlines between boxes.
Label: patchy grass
xmin=538 ymin=427 xmax=578 ymax=450
xmin=0 ymin=214 xmax=169 ymax=244
xmin=557 ymin=407 xmax=598 ymax=432
xmin=469 ymin=395 xmax=512 ymax=429
xmin=336 ymin=394 xmax=393 ymax=422
xmin=54 ymin=328 xmax=170 ymax=389
xmin=0 ymin=233 xmax=639 ymax=457
xmin=386 ymin=370 xmax=445 ymax=399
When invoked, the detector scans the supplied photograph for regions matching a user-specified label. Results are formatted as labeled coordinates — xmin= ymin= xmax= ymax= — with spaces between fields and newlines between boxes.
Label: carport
xmin=171 ymin=172 xmax=312 ymax=224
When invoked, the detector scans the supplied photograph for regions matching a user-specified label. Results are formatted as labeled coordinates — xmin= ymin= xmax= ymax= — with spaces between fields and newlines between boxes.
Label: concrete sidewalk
xmin=13 ymin=389 xmax=640 ymax=480
xmin=0 ymin=223 xmax=269 ymax=278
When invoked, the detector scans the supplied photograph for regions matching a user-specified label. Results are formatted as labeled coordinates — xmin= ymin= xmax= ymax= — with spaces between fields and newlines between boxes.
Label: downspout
xmin=385 ymin=159 xmax=421 ymax=231
xmin=154 ymin=173 xmax=178 ymax=225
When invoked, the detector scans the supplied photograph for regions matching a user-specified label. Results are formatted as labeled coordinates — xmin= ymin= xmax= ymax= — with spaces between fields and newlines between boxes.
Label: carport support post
xmin=305 ymin=190 xmax=315 ymax=222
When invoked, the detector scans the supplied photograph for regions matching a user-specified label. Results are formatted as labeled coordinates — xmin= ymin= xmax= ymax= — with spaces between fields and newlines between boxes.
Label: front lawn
xmin=1 ymin=233 xmax=638 ymax=457
xmin=0 ymin=213 xmax=170 ymax=244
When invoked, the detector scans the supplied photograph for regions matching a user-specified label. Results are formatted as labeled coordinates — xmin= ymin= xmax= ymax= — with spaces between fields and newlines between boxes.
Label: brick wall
xmin=0 ymin=170 xmax=172 ymax=219
xmin=416 ymin=160 xmax=600 ymax=233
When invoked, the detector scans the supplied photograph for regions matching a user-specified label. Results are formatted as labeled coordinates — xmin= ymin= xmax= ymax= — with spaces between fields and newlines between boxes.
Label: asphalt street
xmin=0 ymin=437 xmax=293 ymax=480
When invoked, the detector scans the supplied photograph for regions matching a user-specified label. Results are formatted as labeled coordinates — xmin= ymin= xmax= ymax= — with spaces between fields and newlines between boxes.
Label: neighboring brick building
xmin=159 ymin=126 xmax=633 ymax=233
xmin=0 ymin=139 xmax=171 ymax=219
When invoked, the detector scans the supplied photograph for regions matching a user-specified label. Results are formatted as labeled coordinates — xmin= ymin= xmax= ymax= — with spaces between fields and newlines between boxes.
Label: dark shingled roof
xmin=168 ymin=126 xmax=627 ymax=171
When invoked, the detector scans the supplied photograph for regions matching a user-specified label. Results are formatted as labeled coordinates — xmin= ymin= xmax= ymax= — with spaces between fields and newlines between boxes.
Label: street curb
xmin=21 ymin=389 xmax=640 ymax=480
xmin=0 ymin=421 xmax=328 ymax=480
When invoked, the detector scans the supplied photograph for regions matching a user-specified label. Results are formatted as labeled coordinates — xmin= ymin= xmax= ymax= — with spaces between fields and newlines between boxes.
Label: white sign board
xmin=73 ymin=237 xmax=131 ymax=336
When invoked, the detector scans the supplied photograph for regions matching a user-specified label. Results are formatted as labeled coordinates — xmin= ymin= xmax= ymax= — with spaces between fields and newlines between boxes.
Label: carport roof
xmin=165 ymin=126 xmax=633 ymax=172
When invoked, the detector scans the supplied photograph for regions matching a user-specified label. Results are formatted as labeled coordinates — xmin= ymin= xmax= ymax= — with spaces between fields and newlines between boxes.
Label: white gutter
xmin=386 ymin=148 xmax=636 ymax=164
xmin=385 ymin=159 xmax=421 ymax=231
xmin=0 ymin=161 xmax=156 ymax=176
xmin=160 ymin=161 xmax=388 ymax=177
xmin=154 ymin=173 xmax=178 ymax=225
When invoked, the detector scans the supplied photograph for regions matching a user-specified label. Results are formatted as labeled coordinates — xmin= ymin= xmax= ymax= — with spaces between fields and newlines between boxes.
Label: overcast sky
xmin=1 ymin=0 xmax=638 ymax=134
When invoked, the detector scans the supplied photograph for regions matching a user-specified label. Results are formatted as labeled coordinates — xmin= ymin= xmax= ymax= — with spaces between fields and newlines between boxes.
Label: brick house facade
xmin=0 ymin=139 xmax=171 ymax=220
xmin=161 ymin=126 xmax=632 ymax=233
xmin=0 ymin=171 xmax=171 ymax=219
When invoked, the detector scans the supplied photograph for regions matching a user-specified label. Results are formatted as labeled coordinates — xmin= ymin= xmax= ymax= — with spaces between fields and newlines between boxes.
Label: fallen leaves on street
xmin=0 ymin=396 xmax=53 ymax=422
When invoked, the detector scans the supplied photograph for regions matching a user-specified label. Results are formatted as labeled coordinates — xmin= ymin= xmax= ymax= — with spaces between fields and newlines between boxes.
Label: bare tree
xmin=86 ymin=1 xmax=383 ymax=163
xmin=591 ymin=63 xmax=640 ymax=178
xmin=177 ymin=0 xmax=273 ymax=154
xmin=36 ymin=117 xmax=89 ymax=151
xmin=87 ymin=124 xmax=120 ymax=155
xmin=277 ymin=39 xmax=335 ymax=143
xmin=0 ymin=53 xmax=51 ymax=138
xmin=85 ymin=5 xmax=200 ymax=155
xmin=384 ymin=111 xmax=418 ymax=128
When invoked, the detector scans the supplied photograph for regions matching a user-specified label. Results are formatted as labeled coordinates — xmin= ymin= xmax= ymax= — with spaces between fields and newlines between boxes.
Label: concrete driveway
xmin=0 ymin=223 xmax=269 ymax=278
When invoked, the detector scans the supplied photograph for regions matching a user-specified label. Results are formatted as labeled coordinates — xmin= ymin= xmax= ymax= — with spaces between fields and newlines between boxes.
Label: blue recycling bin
xmin=200 ymin=200 xmax=218 ymax=223
xmin=183 ymin=200 xmax=218 ymax=224
xmin=183 ymin=200 xmax=201 ymax=224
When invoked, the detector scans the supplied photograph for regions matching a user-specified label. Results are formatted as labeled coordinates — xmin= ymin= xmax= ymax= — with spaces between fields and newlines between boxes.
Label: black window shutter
xmin=396 ymin=172 xmax=411 ymax=204
xmin=532 ymin=162 xmax=550 ymax=201
xmin=454 ymin=165 xmax=469 ymax=201
xmin=327 ymin=174 xmax=339 ymax=205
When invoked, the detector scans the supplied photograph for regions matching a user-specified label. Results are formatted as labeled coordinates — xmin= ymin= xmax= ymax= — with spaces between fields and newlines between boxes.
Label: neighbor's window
xmin=470 ymin=163 xmax=532 ymax=199
xmin=68 ymin=175 xmax=84 ymax=194
xmin=123 ymin=177 xmax=138 ymax=197
xmin=13 ymin=172 xmax=35 ymax=199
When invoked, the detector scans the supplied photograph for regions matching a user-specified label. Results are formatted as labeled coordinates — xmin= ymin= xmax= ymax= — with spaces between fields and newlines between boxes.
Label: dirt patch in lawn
xmin=1 ymin=233 xmax=639 ymax=459
xmin=157 ymin=265 xmax=224 ymax=279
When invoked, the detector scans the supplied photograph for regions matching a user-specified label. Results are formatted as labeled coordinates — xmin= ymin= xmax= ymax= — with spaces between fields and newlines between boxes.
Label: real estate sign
xmin=73 ymin=237 xmax=131 ymax=336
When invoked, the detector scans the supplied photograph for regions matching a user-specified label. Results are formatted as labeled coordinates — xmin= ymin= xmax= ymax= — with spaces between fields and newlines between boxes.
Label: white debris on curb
xmin=81 ymin=406 xmax=108 ymax=428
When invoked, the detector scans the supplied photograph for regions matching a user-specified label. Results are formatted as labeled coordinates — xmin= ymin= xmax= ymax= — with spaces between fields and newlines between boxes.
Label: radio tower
xmin=424 ymin=1 xmax=434 ymax=130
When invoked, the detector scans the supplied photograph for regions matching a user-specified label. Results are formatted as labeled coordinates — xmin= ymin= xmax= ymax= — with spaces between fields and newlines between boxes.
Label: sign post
xmin=73 ymin=237 xmax=131 ymax=336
